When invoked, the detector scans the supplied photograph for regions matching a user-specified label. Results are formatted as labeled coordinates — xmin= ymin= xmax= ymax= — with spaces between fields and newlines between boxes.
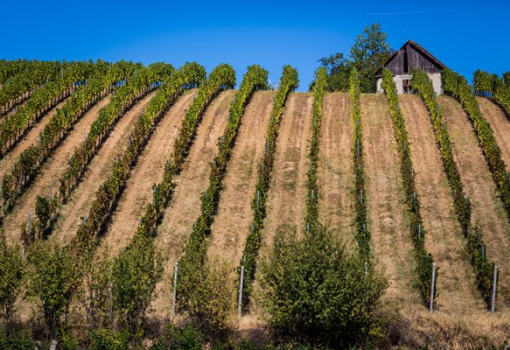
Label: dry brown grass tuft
xmin=388 ymin=308 xmax=510 ymax=349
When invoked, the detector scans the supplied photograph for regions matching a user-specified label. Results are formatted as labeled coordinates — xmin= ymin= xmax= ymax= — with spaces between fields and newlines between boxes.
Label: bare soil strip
xmin=317 ymin=92 xmax=355 ymax=243
xmin=477 ymin=97 xmax=510 ymax=172
xmin=0 ymin=98 xmax=70 ymax=178
xmin=400 ymin=94 xmax=485 ymax=314
xmin=361 ymin=94 xmax=419 ymax=305
xmin=97 ymin=90 xmax=196 ymax=258
xmin=257 ymin=93 xmax=313 ymax=259
xmin=2 ymin=97 xmax=110 ymax=244
xmin=207 ymin=91 xmax=274 ymax=264
xmin=439 ymin=96 xmax=510 ymax=310
xmin=150 ymin=91 xmax=234 ymax=320
xmin=50 ymin=93 xmax=155 ymax=246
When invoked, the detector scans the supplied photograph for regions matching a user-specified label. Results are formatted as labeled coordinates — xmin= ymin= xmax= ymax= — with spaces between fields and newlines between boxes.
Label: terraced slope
xmin=258 ymin=93 xmax=313 ymax=258
xmin=97 ymin=90 xmax=196 ymax=258
xmin=361 ymin=94 xmax=418 ymax=304
xmin=51 ymin=93 xmax=155 ymax=246
xmin=317 ymin=92 xmax=355 ymax=243
xmin=150 ymin=90 xmax=234 ymax=320
xmin=478 ymin=97 xmax=510 ymax=172
xmin=208 ymin=91 xmax=274 ymax=264
xmin=0 ymin=98 xmax=70 ymax=178
xmin=439 ymin=96 xmax=510 ymax=310
xmin=2 ymin=97 xmax=109 ymax=243
xmin=399 ymin=94 xmax=484 ymax=314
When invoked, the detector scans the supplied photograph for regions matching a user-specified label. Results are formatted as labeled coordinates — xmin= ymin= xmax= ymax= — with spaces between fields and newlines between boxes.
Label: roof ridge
xmin=375 ymin=40 xmax=446 ymax=77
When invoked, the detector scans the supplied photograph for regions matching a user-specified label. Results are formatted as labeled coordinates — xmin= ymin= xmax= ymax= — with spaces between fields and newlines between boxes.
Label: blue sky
xmin=1 ymin=0 xmax=509 ymax=91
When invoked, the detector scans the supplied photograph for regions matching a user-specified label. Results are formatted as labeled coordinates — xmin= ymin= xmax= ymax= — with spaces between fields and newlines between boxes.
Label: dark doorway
xmin=403 ymin=79 xmax=412 ymax=94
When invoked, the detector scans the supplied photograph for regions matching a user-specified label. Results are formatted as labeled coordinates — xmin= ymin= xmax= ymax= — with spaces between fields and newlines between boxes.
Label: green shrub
xmin=259 ymin=225 xmax=387 ymax=348
xmin=0 ymin=232 xmax=23 ymax=331
xmin=151 ymin=324 xmax=203 ymax=350
xmin=178 ymin=257 xmax=235 ymax=341
xmin=25 ymin=242 xmax=81 ymax=339
xmin=0 ymin=329 xmax=36 ymax=350
xmin=112 ymin=236 xmax=163 ymax=339
xmin=89 ymin=328 xmax=129 ymax=350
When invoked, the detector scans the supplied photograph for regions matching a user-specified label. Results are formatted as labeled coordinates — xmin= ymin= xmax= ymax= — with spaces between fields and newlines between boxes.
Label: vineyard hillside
xmin=3 ymin=69 xmax=510 ymax=347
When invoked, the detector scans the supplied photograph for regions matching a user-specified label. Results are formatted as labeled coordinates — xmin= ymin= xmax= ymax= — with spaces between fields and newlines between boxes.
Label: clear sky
xmin=1 ymin=0 xmax=509 ymax=91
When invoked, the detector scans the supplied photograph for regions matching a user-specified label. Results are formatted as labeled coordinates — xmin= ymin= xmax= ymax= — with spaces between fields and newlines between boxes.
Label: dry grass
xmin=389 ymin=307 xmax=510 ymax=349
xmin=208 ymin=91 xmax=275 ymax=265
xmin=317 ymin=92 xmax=355 ymax=242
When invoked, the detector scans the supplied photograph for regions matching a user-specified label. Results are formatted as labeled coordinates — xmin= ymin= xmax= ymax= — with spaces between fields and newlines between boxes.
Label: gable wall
xmin=383 ymin=43 xmax=442 ymax=75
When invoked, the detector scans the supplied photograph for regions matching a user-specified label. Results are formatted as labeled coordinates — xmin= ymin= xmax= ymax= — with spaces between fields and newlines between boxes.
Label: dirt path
xmin=317 ymin=92 xmax=355 ymax=243
xmin=439 ymin=96 xmax=510 ymax=311
xmin=97 ymin=90 xmax=196 ymax=258
xmin=150 ymin=90 xmax=234 ymax=320
xmin=207 ymin=91 xmax=274 ymax=265
xmin=2 ymin=97 xmax=110 ymax=244
xmin=361 ymin=94 xmax=419 ymax=305
xmin=477 ymin=97 xmax=510 ymax=171
xmin=257 ymin=93 xmax=313 ymax=259
xmin=400 ymin=94 xmax=485 ymax=314
xmin=0 ymin=98 xmax=70 ymax=177
xmin=50 ymin=93 xmax=155 ymax=246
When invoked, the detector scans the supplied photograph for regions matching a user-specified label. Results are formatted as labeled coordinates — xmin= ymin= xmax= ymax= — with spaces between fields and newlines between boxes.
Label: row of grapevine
xmin=474 ymin=69 xmax=510 ymax=117
xmin=304 ymin=67 xmax=327 ymax=231
xmin=175 ymin=65 xmax=268 ymax=308
xmin=238 ymin=65 xmax=298 ymax=310
xmin=381 ymin=69 xmax=437 ymax=307
xmin=0 ymin=61 xmax=140 ymax=220
xmin=349 ymin=68 xmax=370 ymax=257
xmin=0 ymin=59 xmax=33 ymax=85
xmin=412 ymin=69 xmax=497 ymax=307
xmin=57 ymin=64 xmax=172 ymax=203
xmin=0 ymin=61 xmax=92 ymax=115
xmin=70 ymin=63 xmax=205 ymax=255
xmin=129 ymin=63 xmax=236 ymax=242
xmin=0 ymin=62 xmax=103 ymax=156
xmin=443 ymin=69 xmax=510 ymax=235
xmin=24 ymin=63 xmax=173 ymax=240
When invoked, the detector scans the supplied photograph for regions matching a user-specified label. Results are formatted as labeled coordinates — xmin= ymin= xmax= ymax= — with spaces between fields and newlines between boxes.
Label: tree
xmin=111 ymin=236 xmax=162 ymax=341
xmin=316 ymin=23 xmax=393 ymax=93
xmin=25 ymin=242 xmax=81 ymax=340
xmin=317 ymin=53 xmax=351 ymax=92
xmin=259 ymin=225 xmax=388 ymax=348
xmin=350 ymin=23 xmax=393 ymax=92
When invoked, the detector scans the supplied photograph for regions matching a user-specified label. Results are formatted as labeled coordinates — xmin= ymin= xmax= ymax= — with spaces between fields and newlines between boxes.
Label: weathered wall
xmin=428 ymin=72 xmax=443 ymax=95
xmin=376 ymin=73 xmax=443 ymax=95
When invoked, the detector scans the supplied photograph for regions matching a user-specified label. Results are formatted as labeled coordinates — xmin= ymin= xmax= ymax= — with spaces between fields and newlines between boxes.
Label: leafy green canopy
xmin=316 ymin=23 xmax=393 ymax=93
xmin=260 ymin=225 xmax=387 ymax=348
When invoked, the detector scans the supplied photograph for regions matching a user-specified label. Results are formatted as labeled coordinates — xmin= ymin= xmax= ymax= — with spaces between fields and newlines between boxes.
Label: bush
xmin=259 ymin=225 xmax=387 ymax=348
xmin=0 ymin=329 xmax=36 ymax=350
xmin=25 ymin=242 xmax=81 ymax=339
xmin=89 ymin=328 xmax=129 ymax=350
xmin=179 ymin=257 xmax=235 ymax=342
xmin=151 ymin=324 xmax=203 ymax=350
xmin=112 ymin=236 xmax=163 ymax=340
xmin=35 ymin=195 xmax=51 ymax=234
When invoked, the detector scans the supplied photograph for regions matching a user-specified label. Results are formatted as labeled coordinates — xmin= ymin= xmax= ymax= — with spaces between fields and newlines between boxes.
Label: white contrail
xmin=365 ymin=9 xmax=484 ymax=16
